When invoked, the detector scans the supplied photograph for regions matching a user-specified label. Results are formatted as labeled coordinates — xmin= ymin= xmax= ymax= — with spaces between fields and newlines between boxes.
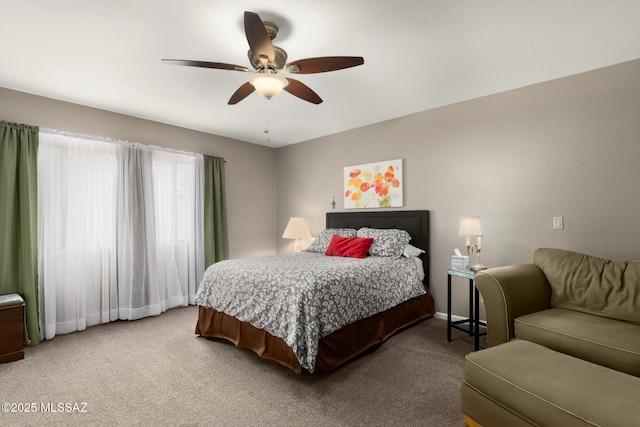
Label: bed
xmin=194 ymin=210 xmax=435 ymax=373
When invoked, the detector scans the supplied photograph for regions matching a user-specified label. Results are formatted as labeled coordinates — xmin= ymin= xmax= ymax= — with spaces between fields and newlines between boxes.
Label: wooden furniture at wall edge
xmin=0 ymin=294 xmax=25 ymax=363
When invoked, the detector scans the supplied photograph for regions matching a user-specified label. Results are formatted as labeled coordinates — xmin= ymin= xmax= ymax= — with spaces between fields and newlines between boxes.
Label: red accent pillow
xmin=325 ymin=234 xmax=374 ymax=258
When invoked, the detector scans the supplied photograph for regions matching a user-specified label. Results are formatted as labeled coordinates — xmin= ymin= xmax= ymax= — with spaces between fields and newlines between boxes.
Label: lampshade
xmin=250 ymin=73 xmax=288 ymax=99
xmin=458 ymin=216 xmax=482 ymax=237
xmin=282 ymin=217 xmax=312 ymax=240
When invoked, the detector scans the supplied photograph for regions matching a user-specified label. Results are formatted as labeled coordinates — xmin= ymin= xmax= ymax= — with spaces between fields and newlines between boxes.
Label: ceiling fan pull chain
xmin=264 ymin=98 xmax=271 ymax=144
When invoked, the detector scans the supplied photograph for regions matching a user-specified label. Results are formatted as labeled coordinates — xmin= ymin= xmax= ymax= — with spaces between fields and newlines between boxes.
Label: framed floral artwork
xmin=344 ymin=159 xmax=403 ymax=209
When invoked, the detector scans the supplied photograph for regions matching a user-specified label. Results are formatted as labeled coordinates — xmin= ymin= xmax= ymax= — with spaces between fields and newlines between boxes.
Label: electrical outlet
xmin=553 ymin=216 xmax=564 ymax=230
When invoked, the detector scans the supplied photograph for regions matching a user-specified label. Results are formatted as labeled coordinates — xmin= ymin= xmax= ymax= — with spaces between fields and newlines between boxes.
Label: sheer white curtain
xmin=151 ymin=150 xmax=205 ymax=306
xmin=38 ymin=133 xmax=118 ymax=339
xmin=38 ymin=131 xmax=204 ymax=340
xmin=117 ymin=145 xmax=205 ymax=319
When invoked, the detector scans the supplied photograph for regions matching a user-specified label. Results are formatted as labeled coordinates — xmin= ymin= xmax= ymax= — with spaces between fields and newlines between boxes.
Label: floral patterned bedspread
xmin=194 ymin=251 xmax=426 ymax=372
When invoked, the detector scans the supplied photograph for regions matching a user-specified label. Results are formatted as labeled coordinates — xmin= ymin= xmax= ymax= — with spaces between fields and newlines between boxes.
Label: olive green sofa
xmin=461 ymin=248 xmax=640 ymax=427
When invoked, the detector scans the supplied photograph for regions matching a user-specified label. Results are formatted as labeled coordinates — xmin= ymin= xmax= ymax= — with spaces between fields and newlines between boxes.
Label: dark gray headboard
xmin=326 ymin=210 xmax=430 ymax=287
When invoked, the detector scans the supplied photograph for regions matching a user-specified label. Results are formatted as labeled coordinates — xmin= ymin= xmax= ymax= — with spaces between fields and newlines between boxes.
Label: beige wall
xmin=275 ymin=58 xmax=640 ymax=316
xmin=0 ymin=87 xmax=277 ymax=258
xmin=4 ymin=57 xmax=640 ymax=318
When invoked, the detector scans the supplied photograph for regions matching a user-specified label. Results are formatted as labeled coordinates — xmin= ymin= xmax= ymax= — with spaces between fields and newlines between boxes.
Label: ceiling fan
xmin=162 ymin=11 xmax=364 ymax=105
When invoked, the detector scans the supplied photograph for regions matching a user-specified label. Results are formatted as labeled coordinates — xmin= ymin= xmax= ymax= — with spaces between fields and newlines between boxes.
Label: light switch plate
xmin=553 ymin=216 xmax=564 ymax=230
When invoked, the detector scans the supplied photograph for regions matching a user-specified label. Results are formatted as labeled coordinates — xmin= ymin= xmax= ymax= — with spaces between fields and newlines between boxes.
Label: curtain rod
xmin=40 ymin=128 xmax=226 ymax=161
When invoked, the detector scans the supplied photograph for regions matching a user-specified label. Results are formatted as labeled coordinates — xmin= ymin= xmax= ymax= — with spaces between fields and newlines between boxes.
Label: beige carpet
xmin=0 ymin=305 xmax=474 ymax=426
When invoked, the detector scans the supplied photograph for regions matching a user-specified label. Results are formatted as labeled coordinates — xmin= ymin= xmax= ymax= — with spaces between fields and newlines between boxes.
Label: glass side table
xmin=447 ymin=268 xmax=487 ymax=351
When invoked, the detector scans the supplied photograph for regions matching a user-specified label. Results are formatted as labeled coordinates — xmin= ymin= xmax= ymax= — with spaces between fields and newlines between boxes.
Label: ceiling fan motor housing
xmin=248 ymin=46 xmax=288 ymax=70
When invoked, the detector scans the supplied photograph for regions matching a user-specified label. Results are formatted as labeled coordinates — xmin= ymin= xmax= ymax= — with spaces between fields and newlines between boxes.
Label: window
xmin=38 ymin=131 xmax=204 ymax=340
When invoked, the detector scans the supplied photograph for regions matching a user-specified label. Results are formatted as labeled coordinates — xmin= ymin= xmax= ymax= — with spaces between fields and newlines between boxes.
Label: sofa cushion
xmin=463 ymin=340 xmax=640 ymax=427
xmin=533 ymin=248 xmax=640 ymax=324
xmin=515 ymin=308 xmax=640 ymax=378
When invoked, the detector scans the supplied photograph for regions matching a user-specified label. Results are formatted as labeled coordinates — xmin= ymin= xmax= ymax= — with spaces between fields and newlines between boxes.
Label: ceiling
xmin=1 ymin=1 xmax=639 ymax=148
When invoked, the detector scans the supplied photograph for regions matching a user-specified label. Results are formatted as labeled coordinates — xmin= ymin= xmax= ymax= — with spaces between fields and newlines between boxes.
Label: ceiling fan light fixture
xmin=249 ymin=73 xmax=288 ymax=99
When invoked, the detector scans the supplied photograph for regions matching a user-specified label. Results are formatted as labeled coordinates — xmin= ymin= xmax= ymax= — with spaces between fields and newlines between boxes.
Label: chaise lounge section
xmin=461 ymin=248 xmax=640 ymax=426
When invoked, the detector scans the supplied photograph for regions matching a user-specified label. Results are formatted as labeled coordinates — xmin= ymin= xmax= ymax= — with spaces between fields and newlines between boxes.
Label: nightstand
xmin=447 ymin=269 xmax=487 ymax=351
xmin=0 ymin=293 xmax=25 ymax=363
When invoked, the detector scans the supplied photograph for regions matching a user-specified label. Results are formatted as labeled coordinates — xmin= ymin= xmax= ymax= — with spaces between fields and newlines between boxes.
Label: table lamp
xmin=282 ymin=217 xmax=312 ymax=252
xmin=458 ymin=216 xmax=487 ymax=271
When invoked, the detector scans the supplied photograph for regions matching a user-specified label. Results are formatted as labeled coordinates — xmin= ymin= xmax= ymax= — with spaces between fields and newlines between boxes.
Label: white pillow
xmin=403 ymin=244 xmax=425 ymax=258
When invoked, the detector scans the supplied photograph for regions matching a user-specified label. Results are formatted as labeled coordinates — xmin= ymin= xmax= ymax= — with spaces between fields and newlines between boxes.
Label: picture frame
xmin=344 ymin=159 xmax=403 ymax=209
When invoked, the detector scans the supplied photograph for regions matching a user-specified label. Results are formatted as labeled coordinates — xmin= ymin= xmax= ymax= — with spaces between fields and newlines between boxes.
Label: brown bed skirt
xmin=195 ymin=290 xmax=436 ymax=373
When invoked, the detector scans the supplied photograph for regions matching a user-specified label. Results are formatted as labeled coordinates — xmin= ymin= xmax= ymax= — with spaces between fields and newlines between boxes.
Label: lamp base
xmin=470 ymin=262 xmax=487 ymax=272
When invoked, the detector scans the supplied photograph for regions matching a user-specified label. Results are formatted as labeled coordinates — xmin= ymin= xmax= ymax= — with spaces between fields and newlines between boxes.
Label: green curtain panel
xmin=0 ymin=121 xmax=40 ymax=345
xmin=203 ymin=155 xmax=229 ymax=267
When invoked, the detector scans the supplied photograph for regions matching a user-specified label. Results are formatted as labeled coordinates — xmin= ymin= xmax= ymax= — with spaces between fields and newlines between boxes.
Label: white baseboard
xmin=435 ymin=312 xmax=468 ymax=322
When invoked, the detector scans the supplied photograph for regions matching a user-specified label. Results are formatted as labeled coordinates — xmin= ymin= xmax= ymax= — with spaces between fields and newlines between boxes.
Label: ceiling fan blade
xmin=286 ymin=56 xmax=364 ymax=74
xmin=284 ymin=78 xmax=323 ymax=104
xmin=162 ymin=59 xmax=249 ymax=72
xmin=244 ymin=11 xmax=275 ymax=66
xmin=228 ymin=82 xmax=255 ymax=105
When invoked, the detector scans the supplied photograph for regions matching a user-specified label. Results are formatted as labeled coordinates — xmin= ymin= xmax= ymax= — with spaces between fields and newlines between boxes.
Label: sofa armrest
xmin=475 ymin=264 xmax=551 ymax=347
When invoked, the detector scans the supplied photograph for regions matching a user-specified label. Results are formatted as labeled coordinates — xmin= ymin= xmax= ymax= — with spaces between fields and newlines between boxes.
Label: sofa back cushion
xmin=534 ymin=248 xmax=640 ymax=324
